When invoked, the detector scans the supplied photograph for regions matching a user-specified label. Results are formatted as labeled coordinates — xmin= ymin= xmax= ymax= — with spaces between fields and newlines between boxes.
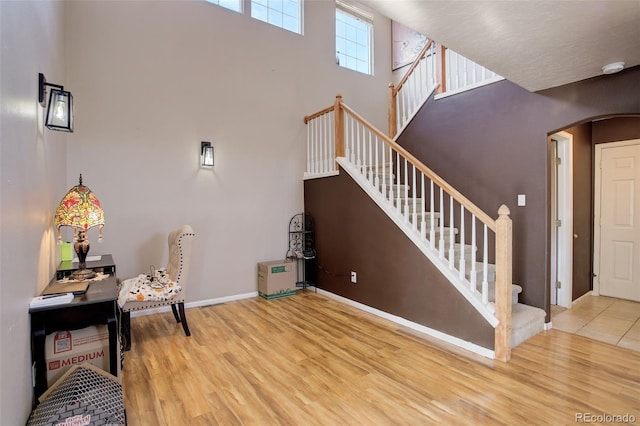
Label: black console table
xmin=30 ymin=255 xmax=119 ymax=405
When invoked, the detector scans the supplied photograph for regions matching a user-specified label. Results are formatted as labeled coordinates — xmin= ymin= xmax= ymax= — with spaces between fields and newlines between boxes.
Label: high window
xmin=251 ymin=0 xmax=303 ymax=34
xmin=204 ymin=0 xmax=242 ymax=13
xmin=335 ymin=1 xmax=373 ymax=75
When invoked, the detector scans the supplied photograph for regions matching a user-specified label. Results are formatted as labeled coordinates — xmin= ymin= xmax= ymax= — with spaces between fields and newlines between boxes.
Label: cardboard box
xmin=258 ymin=260 xmax=296 ymax=299
xmin=45 ymin=325 xmax=111 ymax=387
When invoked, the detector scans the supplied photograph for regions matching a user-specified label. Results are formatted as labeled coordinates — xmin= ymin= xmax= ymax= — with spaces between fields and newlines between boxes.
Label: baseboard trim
xmin=316 ymin=288 xmax=495 ymax=360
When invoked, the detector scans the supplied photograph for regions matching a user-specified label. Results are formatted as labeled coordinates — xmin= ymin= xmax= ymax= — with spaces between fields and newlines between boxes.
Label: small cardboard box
xmin=45 ymin=325 xmax=111 ymax=387
xmin=258 ymin=260 xmax=296 ymax=299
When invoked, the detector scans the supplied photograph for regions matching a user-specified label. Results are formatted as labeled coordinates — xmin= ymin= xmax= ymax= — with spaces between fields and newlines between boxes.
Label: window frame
xmin=335 ymin=0 xmax=374 ymax=76
xmin=204 ymin=0 xmax=243 ymax=13
xmin=250 ymin=0 xmax=304 ymax=35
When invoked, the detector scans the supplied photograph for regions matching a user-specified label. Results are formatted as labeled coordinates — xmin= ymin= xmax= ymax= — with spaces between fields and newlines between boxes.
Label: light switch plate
xmin=517 ymin=194 xmax=526 ymax=206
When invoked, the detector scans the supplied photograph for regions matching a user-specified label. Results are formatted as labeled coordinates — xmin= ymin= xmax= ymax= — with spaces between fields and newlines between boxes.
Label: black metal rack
xmin=286 ymin=213 xmax=317 ymax=291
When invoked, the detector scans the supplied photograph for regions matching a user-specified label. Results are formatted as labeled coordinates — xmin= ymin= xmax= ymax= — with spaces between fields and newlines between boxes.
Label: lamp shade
xmin=54 ymin=175 xmax=104 ymax=240
xmin=46 ymin=88 xmax=74 ymax=132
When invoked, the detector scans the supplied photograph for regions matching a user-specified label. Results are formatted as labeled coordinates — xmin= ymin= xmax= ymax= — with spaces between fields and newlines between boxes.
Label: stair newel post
xmin=388 ymin=83 xmax=397 ymax=138
xmin=435 ymin=42 xmax=447 ymax=95
xmin=334 ymin=94 xmax=344 ymax=169
xmin=495 ymin=204 xmax=513 ymax=362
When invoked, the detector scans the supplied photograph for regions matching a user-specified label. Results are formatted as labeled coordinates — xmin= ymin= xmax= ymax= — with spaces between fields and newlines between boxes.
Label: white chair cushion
xmin=118 ymin=269 xmax=181 ymax=308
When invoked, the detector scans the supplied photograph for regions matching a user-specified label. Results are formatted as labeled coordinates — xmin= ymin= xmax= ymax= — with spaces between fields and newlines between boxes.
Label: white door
xmin=550 ymin=132 xmax=573 ymax=308
xmin=596 ymin=140 xmax=640 ymax=302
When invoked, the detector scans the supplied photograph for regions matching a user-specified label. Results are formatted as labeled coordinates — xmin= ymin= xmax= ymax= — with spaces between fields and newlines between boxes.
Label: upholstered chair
xmin=119 ymin=225 xmax=195 ymax=350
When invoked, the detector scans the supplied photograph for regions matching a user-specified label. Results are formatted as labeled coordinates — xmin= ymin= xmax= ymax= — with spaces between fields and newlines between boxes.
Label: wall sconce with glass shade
xmin=201 ymin=141 xmax=214 ymax=167
xmin=38 ymin=73 xmax=74 ymax=132
xmin=54 ymin=174 xmax=105 ymax=280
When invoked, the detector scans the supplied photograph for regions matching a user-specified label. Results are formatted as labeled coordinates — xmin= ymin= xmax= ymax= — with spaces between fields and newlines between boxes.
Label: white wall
xmin=0 ymin=1 xmax=68 ymax=423
xmin=65 ymin=1 xmax=392 ymax=302
xmin=0 ymin=0 xmax=392 ymax=420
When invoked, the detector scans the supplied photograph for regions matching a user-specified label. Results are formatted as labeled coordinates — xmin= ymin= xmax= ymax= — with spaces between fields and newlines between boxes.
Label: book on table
xmin=30 ymin=292 xmax=74 ymax=309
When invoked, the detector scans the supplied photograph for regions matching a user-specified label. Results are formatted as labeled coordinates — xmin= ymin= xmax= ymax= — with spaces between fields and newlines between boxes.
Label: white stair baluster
xmin=404 ymin=158 xmax=409 ymax=220
xmin=324 ymin=113 xmax=330 ymax=173
xmin=368 ymin=132 xmax=373 ymax=184
xmin=345 ymin=115 xmax=351 ymax=163
xmin=402 ymin=90 xmax=408 ymax=127
xmin=429 ymin=180 xmax=435 ymax=248
xmin=360 ymin=124 xmax=366 ymax=175
xmin=421 ymin=173 xmax=426 ymax=240
xmin=446 ymin=50 xmax=453 ymax=91
xmin=412 ymin=72 xmax=418 ymax=111
xmin=388 ymin=146 xmax=394 ymax=203
xmin=482 ymin=224 xmax=489 ymax=304
xmin=396 ymin=151 xmax=401 ymax=212
xmin=374 ymin=136 xmax=380 ymax=190
xmin=420 ymin=59 xmax=426 ymax=100
xmin=448 ymin=195 xmax=455 ymax=268
xmin=470 ymin=215 xmax=477 ymax=292
xmin=412 ymin=164 xmax=417 ymax=230
xmin=307 ymin=121 xmax=313 ymax=173
xmin=381 ymin=140 xmax=387 ymax=200
xmin=356 ymin=121 xmax=361 ymax=170
xmin=313 ymin=118 xmax=319 ymax=173
xmin=350 ymin=116 xmax=355 ymax=165
xmin=439 ymin=187 xmax=445 ymax=258
xmin=330 ymin=111 xmax=335 ymax=172
xmin=319 ymin=115 xmax=325 ymax=173
xmin=459 ymin=205 xmax=465 ymax=280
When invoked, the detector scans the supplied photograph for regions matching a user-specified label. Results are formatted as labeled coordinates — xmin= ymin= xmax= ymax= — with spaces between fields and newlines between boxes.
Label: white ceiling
xmin=361 ymin=0 xmax=640 ymax=91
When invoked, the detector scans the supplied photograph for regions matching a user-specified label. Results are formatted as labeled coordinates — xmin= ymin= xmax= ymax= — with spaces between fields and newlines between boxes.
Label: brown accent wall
xmin=304 ymin=170 xmax=495 ymax=350
xmin=593 ymin=117 xmax=640 ymax=144
xmin=566 ymin=123 xmax=593 ymax=300
xmin=396 ymin=66 xmax=640 ymax=317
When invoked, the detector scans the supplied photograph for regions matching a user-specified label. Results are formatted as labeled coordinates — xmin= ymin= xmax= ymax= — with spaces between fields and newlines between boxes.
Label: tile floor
xmin=551 ymin=294 xmax=640 ymax=351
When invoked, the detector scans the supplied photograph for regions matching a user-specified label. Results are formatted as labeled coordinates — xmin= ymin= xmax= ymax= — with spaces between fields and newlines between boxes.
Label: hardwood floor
xmin=122 ymin=291 xmax=640 ymax=425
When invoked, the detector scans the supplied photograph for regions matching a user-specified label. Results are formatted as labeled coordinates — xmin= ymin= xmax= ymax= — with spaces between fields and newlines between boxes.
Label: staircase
xmin=301 ymin=42 xmax=545 ymax=360
xmin=341 ymin=156 xmax=545 ymax=352
xmin=388 ymin=176 xmax=546 ymax=349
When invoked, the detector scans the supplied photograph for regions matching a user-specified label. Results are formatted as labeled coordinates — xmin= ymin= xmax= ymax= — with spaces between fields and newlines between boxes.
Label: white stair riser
xmin=378 ymin=184 xmax=409 ymax=196
xmin=364 ymin=163 xmax=393 ymax=172
xmin=409 ymin=212 xmax=441 ymax=228
xmin=478 ymin=282 xmax=521 ymax=304
xmin=395 ymin=198 xmax=424 ymax=214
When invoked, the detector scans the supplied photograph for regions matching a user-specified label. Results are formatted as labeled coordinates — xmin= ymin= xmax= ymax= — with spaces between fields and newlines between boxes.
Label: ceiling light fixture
xmin=602 ymin=62 xmax=625 ymax=75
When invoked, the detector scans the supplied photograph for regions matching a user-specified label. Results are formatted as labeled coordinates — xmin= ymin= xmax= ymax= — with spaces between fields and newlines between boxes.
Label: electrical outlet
xmin=350 ymin=271 xmax=357 ymax=283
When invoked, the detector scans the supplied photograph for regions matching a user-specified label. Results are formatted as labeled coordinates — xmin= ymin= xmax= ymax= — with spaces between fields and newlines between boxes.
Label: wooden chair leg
xmin=178 ymin=302 xmax=191 ymax=336
xmin=121 ymin=311 xmax=131 ymax=351
xmin=171 ymin=304 xmax=180 ymax=323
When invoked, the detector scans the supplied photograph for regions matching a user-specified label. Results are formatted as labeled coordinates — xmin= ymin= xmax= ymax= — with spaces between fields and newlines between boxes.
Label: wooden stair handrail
xmin=304 ymin=105 xmax=335 ymax=124
xmin=393 ymin=39 xmax=434 ymax=96
xmin=339 ymin=100 xmax=497 ymax=231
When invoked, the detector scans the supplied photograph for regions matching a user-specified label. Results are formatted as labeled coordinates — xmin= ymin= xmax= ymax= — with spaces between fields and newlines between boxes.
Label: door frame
xmin=550 ymin=131 xmax=573 ymax=308
xmin=593 ymin=138 xmax=640 ymax=296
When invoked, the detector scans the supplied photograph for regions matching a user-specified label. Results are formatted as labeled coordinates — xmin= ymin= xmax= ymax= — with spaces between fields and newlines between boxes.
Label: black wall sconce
xmin=39 ymin=73 xmax=74 ymax=132
xmin=201 ymin=141 xmax=214 ymax=167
